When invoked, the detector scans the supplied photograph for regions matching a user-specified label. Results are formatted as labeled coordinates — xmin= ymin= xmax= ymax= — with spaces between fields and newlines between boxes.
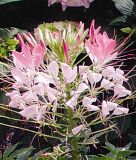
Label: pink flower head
xmin=12 ymin=43 xmax=45 ymax=69
xmin=48 ymin=0 xmax=94 ymax=11
xmin=85 ymin=20 xmax=119 ymax=69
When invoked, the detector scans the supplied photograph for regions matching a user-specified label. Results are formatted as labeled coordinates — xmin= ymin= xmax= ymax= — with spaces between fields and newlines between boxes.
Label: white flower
xmin=102 ymin=101 xmax=110 ymax=118
xmin=112 ymin=107 xmax=129 ymax=115
xmin=66 ymin=94 xmax=79 ymax=110
xmin=101 ymin=78 xmax=114 ymax=90
xmin=102 ymin=66 xmax=115 ymax=80
xmin=47 ymin=61 xmax=59 ymax=80
xmin=114 ymin=84 xmax=131 ymax=98
xmin=74 ymin=83 xmax=89 ymax=94
xmin=72 ymin=125 xmax=84 ymax=135
xmin=61 ymin=63 xmax=77 ymax=84
xmin=19 ymin=105 xmax=39 ymax=120
xmin=82 ymin=97 xmax=99 ymax=111
xmin=88 ymin=72 xmax=102 ymax=85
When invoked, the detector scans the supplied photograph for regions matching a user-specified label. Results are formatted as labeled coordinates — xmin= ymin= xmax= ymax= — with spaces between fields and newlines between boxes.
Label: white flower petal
xmin=19 ymin=105 xmax=38 ymax=120
xmin=101 ymin=78 xmax=114 ymax=90
xmin=107 ymin=101 xmax=118 ymax=111
xmin=72 ymin=125 xmax=84 ymax=135
xmin=87 ymin=104 xmax=100 ymax=111
xmin=47 ymin=61 xmax=59 ymax=79
xmin=66 ymin=94 xmax=79 ymax=110
xmin=102 ymin=100 xmax=109 ymax=117
xmin=75 ymin=83 xmax=89 ymax=94
xmin=61 ymin=63 xmax=77 ymax=83
xmin=113 ymin=107 xmax=129 ymax=115
xmin=82 ymin=97 xmax=96 ymax=107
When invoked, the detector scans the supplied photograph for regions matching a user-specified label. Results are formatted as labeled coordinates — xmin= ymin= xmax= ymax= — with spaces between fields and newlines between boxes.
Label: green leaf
xmin=112 ymin=0 xmax=134 ymax=16
xmin=0 ymin=28 xmax=11 ymax=40
xmin=110 ymin=15 xmax=128 ymax=26
xmin=0 ymin=27 xmax=26 ymax=40
xmin=11 ymin=147 xmax=35 ymax=160
xmin=3 ymin=143 xmax=19 ymax=159
xmin=105 ymin=142 xmax=116 ymax=151
xmin=117 ymin=150 xmax=135 ymax=158
xmin=120 ymin=27 xmax=135 ymax=33
xmin=0 ymin=0 xmax=23 ymax=5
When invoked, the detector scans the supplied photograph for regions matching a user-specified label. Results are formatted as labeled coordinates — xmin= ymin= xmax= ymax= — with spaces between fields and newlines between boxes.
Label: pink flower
xmin=12 ymin=44 xmax=45 ymax=69
xmin=85 ymin=20 xmax=119 ymax=68
xmin=66 ymin=94 xmax=79 ymax=110
xmin=102 ymin=101 xmax=129 ymax=118
xmin=63 ymin=39 xmax=69 ymax=64
xmin=61 ymin=63 xmax=77 ymax=84
xmin=72 ymin=125 xmax=84 ymax=135
xmin=112 ymin=107 xmax=129 ymax=115
xmin=19 ymin=105 xmax=39 ymax=120
xmin=114 ymin=84 xmax=131 ymax=98
xmin=82 ymin=97 xmax=99 ymax=111
xmin=48 ymin=0 xmax=94 ymax=11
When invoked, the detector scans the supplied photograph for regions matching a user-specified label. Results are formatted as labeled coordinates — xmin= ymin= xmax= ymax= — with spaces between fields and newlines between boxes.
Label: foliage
xmin=0 ymin=27 xmax=27 ymax=58
xmin=0 ymin=19 xmax=134 ymax=159
xmin=0 ymin=38 xmax=18 ymax=58
xmin=111 ymin=0 xmax=136 ymax=35
xmin=0 ymin=0 xmax=23 ymax=5
xmin=90 ymin=142 xmax=135 ymax=160
xmin=0 ymin=143 xmax=35 ymax=160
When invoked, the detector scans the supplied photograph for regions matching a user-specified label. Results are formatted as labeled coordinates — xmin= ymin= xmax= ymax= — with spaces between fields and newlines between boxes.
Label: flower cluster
xmin=6 ymin=20 xmax=132 ymax=141
xmin=48 ymin=0 xmax=94 ymax=11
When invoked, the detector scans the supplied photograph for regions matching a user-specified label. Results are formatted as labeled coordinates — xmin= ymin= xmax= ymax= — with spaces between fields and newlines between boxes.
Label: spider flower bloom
xmin=12 ymin=43 xmax=45 ymax=69
xmin=85 ymin=20 xmax=121 ymax=70
xmin=48 ymin=0 xmax=94 ymax=11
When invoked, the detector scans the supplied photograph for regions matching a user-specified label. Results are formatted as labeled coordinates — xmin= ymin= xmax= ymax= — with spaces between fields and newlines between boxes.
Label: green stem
xmin=66 ymin=84 xmax=80 ymax=160
xmin=67 ymin=108 xmax=80 ymax=160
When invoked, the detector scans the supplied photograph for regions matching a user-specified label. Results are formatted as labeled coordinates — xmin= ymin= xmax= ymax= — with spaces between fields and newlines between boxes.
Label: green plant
xmin=0 ymin=143 xmax=35 ymax=160
xmin=111 ymin=0 xmax=136 ymax=35
xmin=90 ymin=142 xmax=135 ymax=160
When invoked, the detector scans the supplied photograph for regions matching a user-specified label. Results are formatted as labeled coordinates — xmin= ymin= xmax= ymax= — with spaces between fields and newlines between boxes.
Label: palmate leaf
xmin=0 ymin=0 xmax=23 ymax=5
xmin=112 ymin=0 xmax=134 ymax=16
xmin=0 ymin=27 xmax=26 ymax=40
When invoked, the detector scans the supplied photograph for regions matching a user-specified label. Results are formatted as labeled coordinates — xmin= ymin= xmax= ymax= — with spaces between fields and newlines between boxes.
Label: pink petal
xmin=113 ymin=107 xmax=129 ymax=115
xmin=17 ymin=33 xmax=24 ymax=47
xmin=63 ymin=39 xmax=69 ymax=64
xmin=87 ymin=104 xmax=100 ymax=111
xmin=22 ymin=33 xmax=35 ymax=48
xmin=22 ymin=44 xmax=33 ymax=67
xmin=75 ymin=83 xmax=89 ymax=94
xmin=101 ymin=79 xmax=114 ymax=90
xmin=66 ymin=94 xmax=79 ymax=110
xmin=61 ymin=63 xmax=77 ymax=84
xmin=11 ymin=68 xmax=26 ymax=82
xmin=102 ymin=100 xmax=109 ymax=117
xmin=72 ymin=125 xmax=84 ymax=135
xmin=19 ymin=105 xmax=38 ymax=120
xmin=47 ymin=61 xmax=59 ymax=79
xmin=12 ymin=51 xmax=29 ymax=68
xmin=32 ymin=44 xmax=45 ymax=67
xmin=107 ymin=102 xmax=118 ymax=111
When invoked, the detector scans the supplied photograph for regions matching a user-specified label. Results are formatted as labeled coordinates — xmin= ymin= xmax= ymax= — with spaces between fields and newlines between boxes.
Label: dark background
xmin=0 ymin=0 xmax=120 ymax=31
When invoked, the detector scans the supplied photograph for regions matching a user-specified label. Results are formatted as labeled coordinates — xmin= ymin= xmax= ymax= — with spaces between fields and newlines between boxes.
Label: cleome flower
xmin=4 ymin=20 xmax=133 ymax=143
xmin=85 ymin=20 xmax=125 ymax=71
xmin=48 ymin=0 xmax=94 ymax=11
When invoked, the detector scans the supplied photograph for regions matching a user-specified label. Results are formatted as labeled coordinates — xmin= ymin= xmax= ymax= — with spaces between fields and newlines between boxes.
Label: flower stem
xmin=66 ymin=84 xmax=81 ymax=159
